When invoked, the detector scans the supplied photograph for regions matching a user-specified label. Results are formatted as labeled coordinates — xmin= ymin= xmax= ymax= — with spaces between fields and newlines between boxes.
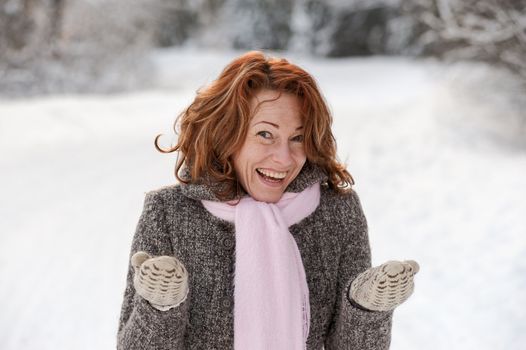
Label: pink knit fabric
xmin=201 ymin=182 xmax=320 ymax=350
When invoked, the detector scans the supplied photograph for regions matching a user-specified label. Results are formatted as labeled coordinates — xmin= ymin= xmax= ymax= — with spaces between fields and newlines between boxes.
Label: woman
xmin=117 ymin=51 xmax=419 ymax=350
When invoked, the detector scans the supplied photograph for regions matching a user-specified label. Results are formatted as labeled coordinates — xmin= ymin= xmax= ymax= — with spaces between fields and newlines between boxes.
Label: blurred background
xmin=1 ymin=0 xmax=525 ymax=349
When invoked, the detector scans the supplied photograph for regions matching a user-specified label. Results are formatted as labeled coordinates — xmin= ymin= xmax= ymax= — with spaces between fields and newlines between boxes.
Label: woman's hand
xmin=131 ymin=251 xmax=189 ymax=311
xmin=349 ymin=260 xmax=419 ymax=312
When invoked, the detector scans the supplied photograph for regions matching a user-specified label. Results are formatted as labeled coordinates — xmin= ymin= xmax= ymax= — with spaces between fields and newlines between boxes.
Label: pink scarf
xmin=201 ymin=182 xmax=320 ymax=349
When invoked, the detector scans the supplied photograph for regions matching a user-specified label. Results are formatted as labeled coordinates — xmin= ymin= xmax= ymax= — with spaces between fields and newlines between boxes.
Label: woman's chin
xmin=251 ymin=191 xmax=283 ymax=203
xmin=246 ymin=184 xmax=286 ymax=203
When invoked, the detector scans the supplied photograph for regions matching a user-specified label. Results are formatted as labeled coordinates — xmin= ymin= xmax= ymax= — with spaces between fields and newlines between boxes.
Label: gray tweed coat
xmin=116 ymin=162 xmax=393 ymax=349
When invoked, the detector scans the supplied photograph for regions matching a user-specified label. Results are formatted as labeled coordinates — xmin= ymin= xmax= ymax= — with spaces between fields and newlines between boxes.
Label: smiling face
xmin=232 ymin=89 xmax=307 ymax=203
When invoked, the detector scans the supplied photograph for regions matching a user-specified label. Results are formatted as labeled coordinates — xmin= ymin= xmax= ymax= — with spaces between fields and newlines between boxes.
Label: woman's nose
xmin=271 ymin=142 xmax=294 ymax=166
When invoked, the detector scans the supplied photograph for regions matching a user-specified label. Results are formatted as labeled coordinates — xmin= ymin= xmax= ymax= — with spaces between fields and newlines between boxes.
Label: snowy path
xmin=1 ymin=49 xmax=525 ymax=349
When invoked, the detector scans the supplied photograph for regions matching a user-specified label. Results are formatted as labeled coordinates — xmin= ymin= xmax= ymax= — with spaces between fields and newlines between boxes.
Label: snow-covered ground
xmin=1 ymin=48 xmax=525 ymax=349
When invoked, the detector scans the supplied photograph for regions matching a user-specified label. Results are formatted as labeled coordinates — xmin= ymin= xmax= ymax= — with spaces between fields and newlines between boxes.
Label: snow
xmin=0 ymin=48 xmax=525 ymax=349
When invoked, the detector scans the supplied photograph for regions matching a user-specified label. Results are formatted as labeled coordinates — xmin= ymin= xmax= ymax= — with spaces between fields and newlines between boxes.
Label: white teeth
xmin=257 ymin=168 xmax=287 ymax=179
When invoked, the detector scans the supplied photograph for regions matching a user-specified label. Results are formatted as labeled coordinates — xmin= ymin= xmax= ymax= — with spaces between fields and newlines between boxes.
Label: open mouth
xmin=256 ymin=168 xmax=287 ymax=183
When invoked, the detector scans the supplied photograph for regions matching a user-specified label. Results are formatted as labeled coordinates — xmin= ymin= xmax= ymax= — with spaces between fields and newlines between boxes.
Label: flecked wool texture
xmin=116 ymin=161 xmax=394 ymax=349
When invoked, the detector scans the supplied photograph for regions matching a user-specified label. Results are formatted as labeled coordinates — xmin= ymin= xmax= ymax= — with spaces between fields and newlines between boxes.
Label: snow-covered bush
xmin=0 ymin=0 xmax=64 ymax=62
xmin=288 ymin=0 xmax=412 ymax=56
xmin=1 ymin=0 xmax=525 ymax=100
xmin=402 ymin=0 xmax=526 ymax=80
xmin=402 ymin=0 xmax=526 ymax=141
xmin=0 ymin=0 xmax=159 ymax=96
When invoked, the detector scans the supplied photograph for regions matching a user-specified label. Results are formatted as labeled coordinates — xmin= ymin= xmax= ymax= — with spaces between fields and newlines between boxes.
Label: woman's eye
xmin=256 ymin=131 xmax=272 ymax=139
xmin=291 ymin=134 xmax=304 ymax=143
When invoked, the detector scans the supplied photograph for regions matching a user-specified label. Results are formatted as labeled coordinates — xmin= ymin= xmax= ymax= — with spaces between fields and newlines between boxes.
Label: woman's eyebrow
xmin=254 ymin=121 xmax=303 ymax=130
xmin=254 ymin=121 xmax=279 ymax=128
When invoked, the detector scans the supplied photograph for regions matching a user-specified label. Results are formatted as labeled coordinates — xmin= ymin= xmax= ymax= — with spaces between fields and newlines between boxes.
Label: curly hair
xmin=155 ymin=50 xmax=354 ymax=201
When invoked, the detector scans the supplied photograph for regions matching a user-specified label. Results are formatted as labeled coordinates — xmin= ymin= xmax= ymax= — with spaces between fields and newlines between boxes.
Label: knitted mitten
xmin=131 ymin=251 xmax=189 ymax=311
xmin=349 ymin=260 xmax=419 ymax=312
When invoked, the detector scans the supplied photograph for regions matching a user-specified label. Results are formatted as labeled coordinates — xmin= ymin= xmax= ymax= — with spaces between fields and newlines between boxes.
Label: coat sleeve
xmin=117 ymin=191 xmax=190 ymax=350
xmin=324 ymin=190 xmax=393 ymax=350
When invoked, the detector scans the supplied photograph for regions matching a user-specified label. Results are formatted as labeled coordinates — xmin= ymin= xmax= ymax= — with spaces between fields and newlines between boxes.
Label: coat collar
xmin=180 ymin=161 xmax=329 ymax=202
